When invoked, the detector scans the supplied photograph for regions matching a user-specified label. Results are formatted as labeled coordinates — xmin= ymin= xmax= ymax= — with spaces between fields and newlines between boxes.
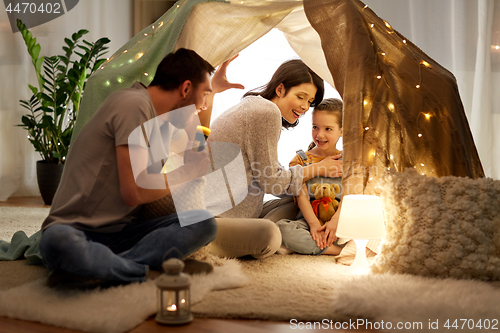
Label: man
xmin=39 ymin=48 xmax=240 ymax=287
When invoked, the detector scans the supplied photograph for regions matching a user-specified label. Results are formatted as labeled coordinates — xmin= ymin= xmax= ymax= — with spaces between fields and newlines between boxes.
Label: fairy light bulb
xmin=376 ymin=75 xmax=382 ymax=79
xmin=421 ymin=60 xmax=431 ymax=67
xmin=496 ymin=45 xmax=500 ymax=50
xmin=388 ymin=103 xmax=395 ymax=111
xmin=144 ymin=73 xmax=149 ymax=76
xmin=420 ymin=163 xmax=425 ymax=167
xmin=416 ymin=84 xmax=421 ymax=89
xmin=403 ymin=40 xmax=407 ymax=44
xmin=418 ymin=133 xmax=423 ymax=137
xmin=365 ymin=126 xmax=369 ymax=131
xmin=104 ymin=80 xmax=111 ymax=87
xmin=424 ymin=113 xmax=431 ymax=120
xmin=363 ymin=100 xmax=369 ymax=106
xmin=370 ymin=23 xmax=374 ymax=28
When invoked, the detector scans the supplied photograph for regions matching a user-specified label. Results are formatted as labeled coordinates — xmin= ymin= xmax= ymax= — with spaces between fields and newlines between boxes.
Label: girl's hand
xmin=310 ymin=224 xmax=326 ymax=249
xmin=323 ymin=213 xmax=340 ymax=247
xmin=317 ymin=155 xmax=342 ymax=178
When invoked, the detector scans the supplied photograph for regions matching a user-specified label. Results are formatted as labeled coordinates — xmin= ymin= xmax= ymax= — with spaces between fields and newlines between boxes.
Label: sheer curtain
xmin=0 ymin=0 xmax=133 ymax=201
xmin=362 ymin=0 xmax=499 ymax=179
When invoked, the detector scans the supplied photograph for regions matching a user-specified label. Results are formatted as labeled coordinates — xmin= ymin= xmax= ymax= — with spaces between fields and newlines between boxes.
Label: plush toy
xmin=310 ymin=183 xmax=341 ymax=225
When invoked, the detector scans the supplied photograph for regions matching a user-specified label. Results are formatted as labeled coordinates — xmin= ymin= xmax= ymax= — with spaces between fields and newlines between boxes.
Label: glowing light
xmin=416 ymin=84 xmax=421 ymax=89
xmin=384 ymin=21 xmax=392 ymax=29
xmin=403 ymin=40 xmax=407 ymax=44
xmin=421 ymin=60 xmax=431 ymax=67
xmin=381 ymin=52 xmax=386 ymax=56
xmin=388 ymin=103 xmax=395 ymax=111
xmin=365 ymin=127 xmax=369 ymax=131
xmin=420 ymin=163 xmax=425 ymax=167
xmin=144 ymin=73 xmax=149 ymax=76
xmin=144 ymin=33 xmax=148 ymax=36
xmin=363 ymin=5 xmax=368 ymax=9
xmin=372 ymin=151 xmax=376 ymax=156
xmin=135 ymin=52 xmax=144 ymax=60
xmin=159 ymin=21 xmax=164 ymax=27
xmin=176 ymin=4 xmax=180 ymax=7
xmin=418 ymin=133 xmax=423 ymax=137
xmin=424 ymin=113 xmax=431 ymax=120
xmin=370 ymin=24 xmax=374 ymax=28
xmin=62 ymin=157 xmax=66 ymax=161
xmin=128 ymin=59 xmax=133 ymax=64
xmin=104 ymin=80 xmax=111 ymax=87
xmin=363 ymin=100 xmax=369 ymax=106
xmin=376 ymin=75 xmax=382 ymax=79
xmin=390 ymin=155 xmax=393 ymax=159
xmin=117 ymin=77 xmax=124 ymax=83
xmin=27 ymin=135 xmax=30 ymax=139
xmin=496 ymin=45 xmax=500 ymax=50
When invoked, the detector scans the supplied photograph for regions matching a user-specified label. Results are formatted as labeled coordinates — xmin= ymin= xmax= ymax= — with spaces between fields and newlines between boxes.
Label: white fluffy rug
xmin=0 ymin=259 xmax=248 ymax=333
xmin=330 ymin=274 xmax=500 ymax=332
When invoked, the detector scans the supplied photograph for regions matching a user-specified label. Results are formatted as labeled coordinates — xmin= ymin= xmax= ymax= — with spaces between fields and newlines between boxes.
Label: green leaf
xmin=64 ymin=38 xmax=74 ymax=48
xmin=31 ymin=44 xmax=41 ymax=60
xmin=21 ymin=115 xmax=32 ymax=126
xmin=28 ymin=84 xmax=38 ymax=95
xmin=35 ymin=57 xmax=44 ymax=75
xmin=40 ymin=93 xmax=54 ymax=104
xmin=77 ymin=45 xmax=90 ymax=53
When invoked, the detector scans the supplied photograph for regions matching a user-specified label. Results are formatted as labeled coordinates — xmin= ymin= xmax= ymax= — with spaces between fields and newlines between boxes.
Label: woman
xmin=208 ymin=59 xmax=342 ymax=259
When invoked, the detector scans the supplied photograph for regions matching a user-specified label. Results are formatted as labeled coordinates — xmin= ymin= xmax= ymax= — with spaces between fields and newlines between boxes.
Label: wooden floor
xmin=0 ymin=197 xmax=374 ymax=333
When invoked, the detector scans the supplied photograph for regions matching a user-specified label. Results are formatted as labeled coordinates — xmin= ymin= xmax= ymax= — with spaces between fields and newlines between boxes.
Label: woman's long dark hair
xmin=243 ymin=59 xmax=324 ymax=129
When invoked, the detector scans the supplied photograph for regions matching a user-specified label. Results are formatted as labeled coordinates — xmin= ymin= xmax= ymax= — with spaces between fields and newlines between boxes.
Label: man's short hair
xmin=150 ymin=48 xmax=215 ymax=91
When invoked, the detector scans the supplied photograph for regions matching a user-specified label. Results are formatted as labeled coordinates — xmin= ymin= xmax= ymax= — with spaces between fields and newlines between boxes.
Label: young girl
xmin=277 ymin=98 xmax=344 ymax=255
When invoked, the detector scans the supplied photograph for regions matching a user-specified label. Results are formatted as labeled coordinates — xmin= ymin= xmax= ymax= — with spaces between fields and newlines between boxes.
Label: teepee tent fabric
xmin=72 ymin=0 xmax=484 ymax=197
xmin=305 ymin=0 xmax=484 ymax=195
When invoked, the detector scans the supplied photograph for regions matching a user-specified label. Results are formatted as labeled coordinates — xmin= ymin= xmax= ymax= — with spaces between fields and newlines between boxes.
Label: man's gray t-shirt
xmin=42 ymin=82 xmax=180 ymax=233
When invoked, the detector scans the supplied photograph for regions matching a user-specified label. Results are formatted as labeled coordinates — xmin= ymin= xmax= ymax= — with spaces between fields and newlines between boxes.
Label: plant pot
xmin=36 ymin=160 xmax=64 ymax=205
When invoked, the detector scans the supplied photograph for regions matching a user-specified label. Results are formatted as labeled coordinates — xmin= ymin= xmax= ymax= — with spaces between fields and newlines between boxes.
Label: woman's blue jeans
xmin=39 ymin=210 xmax=217 ymax=283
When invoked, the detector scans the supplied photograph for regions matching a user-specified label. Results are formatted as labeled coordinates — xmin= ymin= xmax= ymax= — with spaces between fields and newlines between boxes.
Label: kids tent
xmin=73 ymin=0 xmax=484 ymax=195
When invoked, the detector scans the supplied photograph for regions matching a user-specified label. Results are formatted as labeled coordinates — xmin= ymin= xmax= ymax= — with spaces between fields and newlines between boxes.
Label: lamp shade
xmin=336 ymin=195 xmax=385 ymax=239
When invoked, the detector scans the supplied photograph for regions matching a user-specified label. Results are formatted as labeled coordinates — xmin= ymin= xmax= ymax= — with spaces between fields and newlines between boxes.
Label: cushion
xmin=371 ymin=169 xmax=500 ymax=280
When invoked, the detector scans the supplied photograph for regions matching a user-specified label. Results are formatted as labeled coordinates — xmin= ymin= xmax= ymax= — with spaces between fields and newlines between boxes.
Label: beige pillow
xmin=371 ymin=169 xmax=500 ymax=280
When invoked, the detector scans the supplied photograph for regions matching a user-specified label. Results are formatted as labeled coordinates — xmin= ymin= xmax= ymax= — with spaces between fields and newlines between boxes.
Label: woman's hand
xmin=211 ymin=54 xmax=245 ymax=95
xmin=316 ymin=154 xmax=342 ymax=178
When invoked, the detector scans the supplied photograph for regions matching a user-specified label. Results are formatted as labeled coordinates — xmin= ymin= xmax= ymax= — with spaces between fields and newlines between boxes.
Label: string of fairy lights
xmin=97 ymin=1 xmax=187 ymax=87
xmin=361 ymin=2 xmax=435 ymax=176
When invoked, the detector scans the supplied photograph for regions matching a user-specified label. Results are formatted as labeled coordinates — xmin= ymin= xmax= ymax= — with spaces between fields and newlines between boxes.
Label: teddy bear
xmin=310 ymin=183 xmax=341 ymax=225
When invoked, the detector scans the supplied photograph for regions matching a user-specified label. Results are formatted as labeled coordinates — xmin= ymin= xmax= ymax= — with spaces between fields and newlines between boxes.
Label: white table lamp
xmin=336 ymin=195 xmax=385 ymax=274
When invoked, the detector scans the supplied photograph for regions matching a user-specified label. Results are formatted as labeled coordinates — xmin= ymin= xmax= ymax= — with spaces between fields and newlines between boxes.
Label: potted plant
xmin=16 ymin=19 xmax=110 ymax=204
